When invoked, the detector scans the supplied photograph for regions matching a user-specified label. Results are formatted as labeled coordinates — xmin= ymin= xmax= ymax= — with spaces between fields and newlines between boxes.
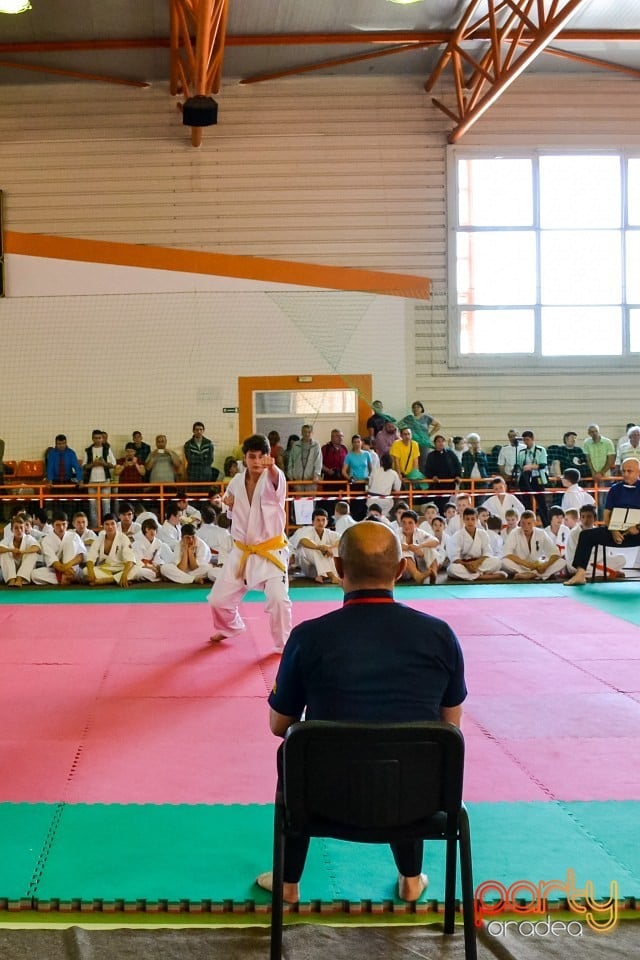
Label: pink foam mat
xmin=0 ymin=739 xmax=80 ymax=802
xmin=1 ymin=595 xmax=640 ymax=805
xmin=578 ymin=658 xmax=640 ymax=692
xmin=465 ymin=655 xmax=608 ymax=695
xmin=468 ymin=691 xmax=640 ymax=740
xmin=462 ymin=733 xmax=551 ymax=802
xmin=499 ymin=736 xmax=639 ymax=801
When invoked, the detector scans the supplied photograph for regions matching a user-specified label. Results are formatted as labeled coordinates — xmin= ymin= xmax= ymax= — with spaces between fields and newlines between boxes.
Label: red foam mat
xmin=0 ymin=596 xmax=639 ymax=804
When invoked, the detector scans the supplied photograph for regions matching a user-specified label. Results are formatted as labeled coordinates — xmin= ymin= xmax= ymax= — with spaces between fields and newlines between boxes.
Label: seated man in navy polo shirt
xmin=258 ymin=521 xmax=467 ymax=905
xmin=565 ymin=458 xmax=640 ymax=585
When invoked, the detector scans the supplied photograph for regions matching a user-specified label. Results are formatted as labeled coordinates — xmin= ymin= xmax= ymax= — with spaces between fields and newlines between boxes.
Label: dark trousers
xmin=518 ymin=475 xmax=548 ymax=525
xmin=573 ymin=527 xmax=640 ymax=571
xmin=277 ymin=746 xmax=423 ymax=883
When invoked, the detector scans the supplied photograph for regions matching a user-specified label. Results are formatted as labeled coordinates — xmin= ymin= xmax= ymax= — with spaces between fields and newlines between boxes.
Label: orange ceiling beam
xmin=426 ymin=0 xmax=591 ymax=143
xmin=240 ymin=41 xmax=439 ymax=86
xmin=3 ymin=30 xmax=640 ymax=57
xmin=0 ymin=58 xmax=150 ymax=87
xmin=169 ymin=0 xmax=229 ymax=146
xmin=517 ymin=41 xmax=640 ymax=79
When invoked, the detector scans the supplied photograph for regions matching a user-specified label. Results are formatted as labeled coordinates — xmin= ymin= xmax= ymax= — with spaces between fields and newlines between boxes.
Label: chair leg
xmin=458 ymin=808 xmax=477 ymax=960
xmin=270 ymin=802 xmax=285 ymax=960
xmin=443 ymin=833 xmax=457 ymax=935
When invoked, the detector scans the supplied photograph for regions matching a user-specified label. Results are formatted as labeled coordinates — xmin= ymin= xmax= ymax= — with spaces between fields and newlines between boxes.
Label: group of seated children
xmin=0 ymin=495 xmax=233 ymax=588
xmin=287 ymin=470 xmax=628 ymax=584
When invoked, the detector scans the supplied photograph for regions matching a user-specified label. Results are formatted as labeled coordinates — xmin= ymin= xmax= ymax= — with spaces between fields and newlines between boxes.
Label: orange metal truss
xmin=426 ymin=0 xmax=591 ymax=143
xmin=170 ymin=0 xmax=229 ymax=146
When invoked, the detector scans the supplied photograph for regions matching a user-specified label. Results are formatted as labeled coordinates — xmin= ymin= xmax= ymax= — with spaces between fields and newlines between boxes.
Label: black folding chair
xmin=270 ymin=720 xmax=476 ymax=960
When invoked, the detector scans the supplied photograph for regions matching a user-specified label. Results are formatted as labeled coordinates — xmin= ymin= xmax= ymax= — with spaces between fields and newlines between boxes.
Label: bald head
xmin=337 ymin=521 xmax=403 ymax=589
xmin=621 ymin=458 xmax=640 ymax=484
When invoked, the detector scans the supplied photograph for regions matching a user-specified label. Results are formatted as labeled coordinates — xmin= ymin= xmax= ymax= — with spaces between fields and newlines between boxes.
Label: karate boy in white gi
xmin=32 ymin=513 xmax=86 ymax=585
xmin=207 ymin=434 xmax=292 ymax=653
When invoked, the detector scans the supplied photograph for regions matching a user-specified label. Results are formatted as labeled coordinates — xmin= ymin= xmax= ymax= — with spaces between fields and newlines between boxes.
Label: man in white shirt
xmin=502 ymin=510 xmax=565 ymax=580
xmin=334 ymin=501 xmax=357 ymax=537
xmin=446 ymin=508 xmax=504 ymax=581
xmin=132 ymin=519 xmax=173 ymax=582
xmin=82 ymin=429 xmax=116 ymax=528
xmin=616 ymin=425 xmax=640 ymax=467
xmin=560 ymin=469 xmax=595 ymax=511
xmin=32 ymin=512 xmax=86 ymax=585
xmin=397 ymin=510 xmax=438 ymax=584
xmin=290 ymin=509 xmax=340 ymax=584
xmin=544 ymin=506 xmax=571 ymax=555
xmin=161 ymin=523 xmax=213 ymax=584
xmin=446 ymin=493 xmax=473 ymax=535
xmin=72 ymin=511 xmax=98 ymax=547
xmin=117 ymin=502 xmax=141 ymax=542
xmin=497 ymin=429 xmax=525 ymax=483
xmin=0 ymin=516 xmax=40 ymax=586
xmin=85 ymin=514 xmax=138 ymax=586
xmin=482 ymin=476 xmax=525 ymax=523
xmin=157 ymin=501 xmax=183 ymax=548
xmin=197 ymin=506 xmax=233 ymax=571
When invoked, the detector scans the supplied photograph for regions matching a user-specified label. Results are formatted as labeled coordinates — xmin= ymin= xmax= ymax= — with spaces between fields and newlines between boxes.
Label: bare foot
xmin=209 ymin=633 xmax=225 ymax=643
xmin=514 ymin=571 xmax=535 ymax=581
xmin=256 ymin=871 xmax=300 ymax=904
xmin=564 ymin=571 xmax=587 ymax=586
xmin=398 ymin=873 xmax=429 ymax=902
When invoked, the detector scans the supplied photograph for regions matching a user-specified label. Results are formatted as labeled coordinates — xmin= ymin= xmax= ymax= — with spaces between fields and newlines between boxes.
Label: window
xmin=451 ymin=151 xmax=640 ymax=361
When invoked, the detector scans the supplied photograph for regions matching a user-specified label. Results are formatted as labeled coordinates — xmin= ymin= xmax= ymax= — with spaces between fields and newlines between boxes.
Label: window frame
xmin=447 ymin=146 xmax=640 ymax=371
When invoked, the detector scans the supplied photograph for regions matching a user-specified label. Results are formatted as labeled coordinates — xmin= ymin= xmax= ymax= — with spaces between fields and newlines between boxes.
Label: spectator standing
xmin=184 ymin=422 xmax=215 ymax=484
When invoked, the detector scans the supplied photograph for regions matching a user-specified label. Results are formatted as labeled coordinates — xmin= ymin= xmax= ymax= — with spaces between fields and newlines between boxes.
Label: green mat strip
xmin=0 ymin=582 xmax=569 ymax=605
xmin=0 ymin=801 xmax=637 ymax=911
xmin=568 ymin=582 xmax=640 ymax=627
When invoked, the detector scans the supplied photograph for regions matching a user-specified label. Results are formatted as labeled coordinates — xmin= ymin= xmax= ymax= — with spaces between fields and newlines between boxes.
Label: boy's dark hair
xmin=242 ymin=433 xmax=270 ymax=455
xmin=400 ymin=509 xmax=418 ymax=523
xmin=201 ymin=506 xmax=217 ymax=525
xmin=181 ymin=523 xmax=196 ymax=537
xmin=312 ymin=508 xmax=329 ymax=520
xmin=563 ymin=468 xmax=580 ymax=484
xmin=166 ymin=501 xmax=182 ymax=520
xmin=141 ymin=518 xmax=158 ymax=534
xmin=52 ymin=511 xmax=68 ymax=524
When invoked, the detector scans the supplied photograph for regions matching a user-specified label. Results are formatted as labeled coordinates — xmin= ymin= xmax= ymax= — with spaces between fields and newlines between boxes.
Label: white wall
xmin=1 ymin=73 xmax=638 ymax=462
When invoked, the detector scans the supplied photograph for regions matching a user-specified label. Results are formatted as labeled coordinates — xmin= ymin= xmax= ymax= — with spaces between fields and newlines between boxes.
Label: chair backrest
xmin=16 ymin=460 xmax=44 ymax=479
xmin=281 ymin=721 xmax=464 ymax=840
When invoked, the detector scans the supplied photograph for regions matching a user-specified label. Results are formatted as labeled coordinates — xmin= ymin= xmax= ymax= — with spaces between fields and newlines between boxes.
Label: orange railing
xmin=0 ymin=480 xmax=225 ymax=527
xmin=0 ymin=475 xmax=613 ymax=531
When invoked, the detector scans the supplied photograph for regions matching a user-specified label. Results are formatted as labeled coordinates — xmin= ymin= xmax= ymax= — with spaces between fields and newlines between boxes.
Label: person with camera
xmin=115 ymin=443 xmax=146 ymax=485
xmin=497 ymin=429 xmax=525 ymax=484
xmin=515 ymin=430 xmax=549 ymax=525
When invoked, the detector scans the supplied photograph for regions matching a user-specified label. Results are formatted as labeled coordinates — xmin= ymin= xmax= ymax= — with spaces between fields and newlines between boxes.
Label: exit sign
xmin=222 ymin=407 xmax=239 ymax=413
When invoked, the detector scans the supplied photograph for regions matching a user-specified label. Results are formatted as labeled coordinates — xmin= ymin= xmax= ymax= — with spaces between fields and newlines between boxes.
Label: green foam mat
xmin=569 ymin=582 xmax=640 ymax=627
xmin=2 ymin=801 xmax=637 ymax=907
xmin=0 ymin=805 xmax=58 ymax=900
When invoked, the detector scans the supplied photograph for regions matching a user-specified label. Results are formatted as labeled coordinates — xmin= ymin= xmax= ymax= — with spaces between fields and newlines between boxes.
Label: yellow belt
xmin=234 ymin=533 xmax=288 ymax=578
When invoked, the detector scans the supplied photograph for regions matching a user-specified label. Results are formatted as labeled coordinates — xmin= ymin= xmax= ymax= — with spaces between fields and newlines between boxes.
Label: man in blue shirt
xmin=565 ymin=458 xmax=640 ymax=585
xmin=46 ymin=435 xmax=82 ymax=485
xmin=259 ymin=521 xmax=467 ymax=905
